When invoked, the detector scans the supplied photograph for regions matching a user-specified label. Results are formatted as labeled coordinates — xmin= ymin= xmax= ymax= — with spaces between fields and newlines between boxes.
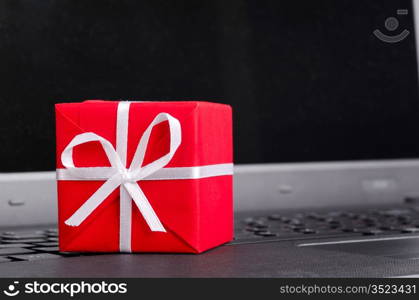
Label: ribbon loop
xmin=128 ymin=113 xmax=181 ymax=181
xmin=61 ymin=132 xmax=125 ymax=173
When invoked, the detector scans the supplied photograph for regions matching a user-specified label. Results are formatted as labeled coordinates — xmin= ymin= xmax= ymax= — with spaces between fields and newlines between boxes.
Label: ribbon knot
xmin=60 ymin=102 xmax=182 ymax=252
xmin=119 ymin=169 xmax=133 ymax=183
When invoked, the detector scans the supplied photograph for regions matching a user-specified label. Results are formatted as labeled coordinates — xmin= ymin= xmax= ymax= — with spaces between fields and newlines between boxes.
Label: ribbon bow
xmin=61 ymin=102 xmax=181 ymax=251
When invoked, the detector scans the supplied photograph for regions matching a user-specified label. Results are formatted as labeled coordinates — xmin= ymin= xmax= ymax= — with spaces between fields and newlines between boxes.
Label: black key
xmin=361 ymin=229 xmax=383 ymax=236
xmin=290 ymin=219 xmax=303 ymax=225
xmin=57 ymin=251 xmax=81 ymax=257
xmin=381 ymin=209 xmax=411 ymax=217
xmin=400 ymin=227 xmax=419 ymax=234
xmin=341 ymin=228 xmax=357 ymax=233
xmin=1 ymin=231 xmax=15 ymax=235
xmin=32 ymin=242 xmax=58 ymax=247
xmin=253 ymin=223 xmax=268 ymax=229
xmin=348 ymin=213 xmax=360 ymax=220
xmin=246 ymin=227 xmax=267 ymax=233
xmin=1 ymin=233 xmax=46 ymax=239
xmin=32 ymin=246 xmax=59 ymax=252
xmin=307 ymin=212 xmax=319 ymax=219
xmin=0 ymin=243 xmax=34 ymax=248
xmin=243 ymin=217 xmax=255 ymax=224
xmin=245 ymin=219 xmax=267 ymax=228
xmin=281 ymin=217 xmax=291 ymax=223
xmin=9 ymin=253 xmax=61 ymax=261
xmin=302 ymin=229 xmax=316 ymax=234
xmin=316 ymin=216 xmax=327 ymax=221
xmin=290 ymin=223 xmax=305 ymax=229
xmin=268 ymin=214 xmax=282 ymax=220
xmin=342 ymin=212 xmax=356 ymax=218
xmin=293 ymin=227 xmax=304 ymax=232
xmin=397 ymin=215 xmax=411 ymax=221
xmin=1 ymin=239 xmax=46 ymax=244
xmin=0 ymin=247 xmax=35 ymax=256
xmin=47 ymin=237 xmax=58 ymax=242
xmin=378 ymin=225 xmax=395 ymax=231
xmin=294 ymin=213 xmax=305 ymax=219
xmin=362 ymin=217 xmax=377 ymax=223
xmin=404 ymin=196 xmax=419 ymax=204
xmin=254 ymin=231 xmax=276 ymax=237
xmin=328 ymin=211 xmax=343 ymax=217
xmin=326 ymin=218 xmax=340 ymax=224
xmin=0 ymin=257 xmax=11 ymax=263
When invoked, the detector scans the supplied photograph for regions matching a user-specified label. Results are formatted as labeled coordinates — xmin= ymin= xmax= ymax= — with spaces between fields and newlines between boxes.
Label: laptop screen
xmin=0 ymin=0 xmax=418 ymax=172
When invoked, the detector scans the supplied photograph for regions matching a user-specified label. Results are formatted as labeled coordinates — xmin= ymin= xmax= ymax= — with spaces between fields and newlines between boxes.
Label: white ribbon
xmin=57 ymin=101 xmax=233 ymax=252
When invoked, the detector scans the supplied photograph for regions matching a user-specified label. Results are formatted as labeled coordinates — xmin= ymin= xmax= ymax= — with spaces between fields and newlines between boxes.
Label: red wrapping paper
xmin=55 ymin=100 xmax=233 ymax=253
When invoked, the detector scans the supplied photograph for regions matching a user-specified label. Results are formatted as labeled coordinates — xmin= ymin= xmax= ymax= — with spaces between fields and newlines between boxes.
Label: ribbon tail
xmin=119 ymin=187 xmax=132 ymax=252
xmin=65 ymin=175 xmax=122 ymax=226
xmin=123 ymin=182 xmax=166 ymax=232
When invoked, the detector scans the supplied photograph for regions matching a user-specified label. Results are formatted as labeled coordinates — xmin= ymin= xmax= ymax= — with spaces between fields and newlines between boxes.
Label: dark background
xmin=0 ymin=0 xmax=418 ymax=172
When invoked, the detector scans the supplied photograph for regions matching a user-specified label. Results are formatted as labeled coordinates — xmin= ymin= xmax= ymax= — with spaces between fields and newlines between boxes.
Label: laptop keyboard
xmin=1 ymin=207 xmax=419 ymax=262
xmin=232 ymin=207 xmax=419 ymax=244
xmin=0 ymin=228 xmax=78 ymax=263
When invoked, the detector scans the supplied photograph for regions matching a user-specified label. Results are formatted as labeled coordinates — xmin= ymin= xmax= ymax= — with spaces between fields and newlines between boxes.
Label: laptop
xmin=1 ymin=0 xmax=419 ymax=277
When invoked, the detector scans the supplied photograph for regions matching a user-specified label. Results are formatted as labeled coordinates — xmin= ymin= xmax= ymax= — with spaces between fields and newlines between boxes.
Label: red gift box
xmin=55 ymin=100 xmax=233 ymax=253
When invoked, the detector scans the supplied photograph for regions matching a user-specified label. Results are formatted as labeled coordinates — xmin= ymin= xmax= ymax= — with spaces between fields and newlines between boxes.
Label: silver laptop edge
xmin=2 ymin=158 xmax=419 ymax=227
xmin=1 ymin=0 xmax=419 ymax=228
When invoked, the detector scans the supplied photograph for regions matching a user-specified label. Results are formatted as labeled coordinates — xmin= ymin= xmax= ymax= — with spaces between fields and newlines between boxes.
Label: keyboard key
xmin=245 ymin=227 xmax=266 ymax=233
xmin=9 ymin=253 xmax=61 ymax=261
xmin=0 ymin=257 xmax=11 ymax=263
xmin=0 ymin=247 xmax=35 ymax=256
xmin=361 ymin=229 xmax=383 ymax=236
xmin=328 ymin=211 xmax=343 ymax=217
xmin=1 ymin=239 xmax=46 ymax=244
xmin=268 ymin=214 xmax=282 ymax=220
xmin=1 ymin=233 xmax=46 ymax=240
xmin=381 ymin=209 xmax=411 ymax=217
xmin=253 ymin=223 xmax=268 ymax=229
xmin=342 ymin=212 xmax=356 ymax=218
xmin=378 ymin=226 xmax=395 ymax=231
xmin=243 ymin=217 xmax=255 ymax=224
xmin=341 ymin=228 xmax=357 ymax=233
xmin=32 ymin=246 xmax=59 ymax=252
xmin=32 ymin=242 xmax=58 ymax=247
xmin=254 ymin=231 xmax=276 ymax=237
xmin=236 ymin=206 xmax=419 ymax=242
xmin=1 ymin=231 xmax=15 ymax=235
xmin=400 ymin=227 xmax=419 ymax=234
xmin=0 ymin=243 xmax=34 ymax=248
xmin=404 ymin=196 xmax=419 ymax=204
xmin=290 ymin=219 xmax=303 ymax=225
xmin=290 ymin=223 xmax=305 ymax=229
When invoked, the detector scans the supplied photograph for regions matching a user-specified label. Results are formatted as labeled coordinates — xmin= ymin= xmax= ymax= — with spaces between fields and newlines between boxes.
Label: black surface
xmin=2 ymin=206 xmax=419 ymax=277
xmin=0 ymin=0 xmax=418 ymax=172
xmin=2 ymin=241 xmax=419 ymax=277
